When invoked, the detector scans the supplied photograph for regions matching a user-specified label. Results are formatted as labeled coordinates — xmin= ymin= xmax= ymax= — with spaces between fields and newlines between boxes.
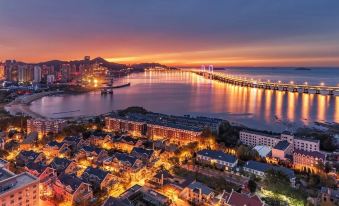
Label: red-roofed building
xmin=226 ymin=191 xmax=264 ymax=206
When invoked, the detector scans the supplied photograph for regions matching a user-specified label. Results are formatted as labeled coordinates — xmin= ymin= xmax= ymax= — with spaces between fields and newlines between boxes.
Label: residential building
xmin=240 ymin=130 xmax=280 ymax=148
xmin=27 ymin=118 xmax=67 ymax=139
xmin=243 ymin=160 xmax=296 ymax=187
xmin=16 ymin=150 xmax=45 ymax=166
xmin=53 ymin=173 xmax=93 ymax=205
xmin=180 ymin=180 xmax=214 ymax=205
xmin=0 ymin=168 xmax=40 ymax=206
xmin=81 ymin=167 xmax=116 ymax=190
xmin=103 ymin=152 xmax=145 ymax=181
xmin=105 ymin=116 xmax=146 ymax=136
xmin=63 ymin=136 xmax=88 ymax=150
xmin=240 ymin=130 xmax=320 ymax=153
xmin=0 ymin=158 xmax=9 ymax=169
xmin=76 ymin=146 xmax=108 ymax=164
xmin=130 ymin=147 xmax=156 ymax=163
xmin=225 ymin=190 xmax=264 ymax=206
xmin=33 ymin=65 xmax=42 ymax=83
xmin=119 ymin=184 xmax=172 ymax=206
xmin=49 ymin=157 xmax=78 ymax=174
xmin=196 ymin=149 xmax=238 ymax=171
xmin=43 ymin=141 xmax=71 ymax=158
xmin=293 ymin=149 xmax=326 ymax=173
xmin=271 ymin=140 xmax=293 ymax=160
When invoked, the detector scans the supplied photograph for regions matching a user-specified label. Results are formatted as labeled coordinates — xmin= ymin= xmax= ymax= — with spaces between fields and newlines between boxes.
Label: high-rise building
xmin=18 ymin=65 xmax=33 ymax=83
xmin=33 ymin=66 xmax=42 ymax=83
xmin=0 ymin=62 xmax=5 ymax=79
xmin=27 ymin=119 xmax=67 ymax=139
xmin=47 ymin=74 xmax=55 ymax=84
xmin=0 ymin=168 xmax=40 ymax=206
xmin=61 ymin=64 xmax=71 ymax=82
xmin=4 ymin=60 xmax=18 ymax=82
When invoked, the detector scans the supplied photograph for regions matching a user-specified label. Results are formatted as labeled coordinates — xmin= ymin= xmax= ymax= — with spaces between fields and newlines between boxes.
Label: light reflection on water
xmin=29 ymin=70 xmax=339 ymax=131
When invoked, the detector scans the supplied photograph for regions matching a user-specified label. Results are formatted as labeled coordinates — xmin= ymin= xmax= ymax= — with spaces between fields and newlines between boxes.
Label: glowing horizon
xmin=1 ymin=0 xmax=339 ymax=67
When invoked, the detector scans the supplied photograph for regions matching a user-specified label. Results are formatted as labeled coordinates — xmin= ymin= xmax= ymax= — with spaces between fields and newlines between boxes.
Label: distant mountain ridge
xmin=34 ymin=57 xmax=169 ymax=70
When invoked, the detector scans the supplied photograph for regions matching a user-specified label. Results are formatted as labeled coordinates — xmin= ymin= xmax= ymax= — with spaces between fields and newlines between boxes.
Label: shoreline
xmin=4 ymin=90 xmax=64 ymax=119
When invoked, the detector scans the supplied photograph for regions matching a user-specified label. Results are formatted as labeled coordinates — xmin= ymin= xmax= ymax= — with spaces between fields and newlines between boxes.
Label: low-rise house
xmin=81 ymin=166 xmax=116 ymax=191
xmin=243 ymin=160 xmax=296 ymax=187
xmin=319 ymin=187 xmax=339 ymax=206
xmin=16 ymin=150 xmax=45 ymax=166
xmin=76 ymin=145 xmax=108 ymax=164
xmin=196 ymin=149 xmax=238 ymax=171
xmin=226 ymin=190 xmax=264 ymax=206
xmin=103 ymin=153 xmax=145 ymax=181
xmin=88 ymin=134 xmax=112 ymax=147
xmin=293 ymin=149 xmax=326 ymax=173
xmin=119 ymin=184 xmax=172 ymax=206
xmin=19 ymin=132 xmax=38 ymax=150
xmin=43 ymin=141 xmax=71 ymax=158
xmin=49 ymin=157 xmax=78 ymax=174
xmin=150 ymin=169 xmax=174 ymax=187
xmin=101 ymin=196 xmax=131 ymax=206
xmin=271 ymin=140 xmax=293 ymax=161
xmin=180 ymin=180 xmax=214 ymax=205
xmin=24 ymin=161 xmax=57 ymax=183
xmin=63 ymin=136 xmax=88 ymax=150
xmin=53 ymin=173 xmax=93 ymax=205
xmin=112 ymin=135 xmax=143 ymax=153
xmin=130 ymin=147 xmax=156 ymax=163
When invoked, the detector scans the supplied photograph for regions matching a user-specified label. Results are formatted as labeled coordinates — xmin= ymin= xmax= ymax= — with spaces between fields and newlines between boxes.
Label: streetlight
xmin=320 ymin=82 xmax=325 ymax=86
xmin=304 ymin=82 xmax=308 ymax=85
xmin=290 ymin=81 xmax=294 ymax=84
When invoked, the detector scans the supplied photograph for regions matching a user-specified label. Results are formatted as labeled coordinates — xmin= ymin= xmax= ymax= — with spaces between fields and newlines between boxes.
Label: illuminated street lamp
xmin=320 ymin=82 xmax=325 ymax=86
xmin=290 ymin=81 xmax=294 ymax=84
xmin=304 ymin=82 xmax=308 ymax=85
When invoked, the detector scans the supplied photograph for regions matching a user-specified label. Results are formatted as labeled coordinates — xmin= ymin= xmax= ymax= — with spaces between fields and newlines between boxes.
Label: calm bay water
xmin=29 ymin=69 xmax=339 ymax=131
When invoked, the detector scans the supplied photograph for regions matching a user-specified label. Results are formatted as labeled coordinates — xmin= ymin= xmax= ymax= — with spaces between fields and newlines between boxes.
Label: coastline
xmin=4 ymin=90 xmax=64 ymax=119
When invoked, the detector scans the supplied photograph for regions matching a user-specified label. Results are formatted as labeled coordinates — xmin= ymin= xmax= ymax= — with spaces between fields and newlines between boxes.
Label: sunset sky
xmin=1 ymin=0 xmax=339 ymax=67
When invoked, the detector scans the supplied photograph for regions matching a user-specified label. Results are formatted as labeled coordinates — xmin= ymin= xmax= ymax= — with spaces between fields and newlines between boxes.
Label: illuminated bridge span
xmin=191 ymin=66 xmax=339 ymax=96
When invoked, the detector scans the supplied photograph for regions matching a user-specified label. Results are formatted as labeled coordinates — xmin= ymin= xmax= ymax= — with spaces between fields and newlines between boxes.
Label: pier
xmin=190 ymin=68 xmax=339 ymax=96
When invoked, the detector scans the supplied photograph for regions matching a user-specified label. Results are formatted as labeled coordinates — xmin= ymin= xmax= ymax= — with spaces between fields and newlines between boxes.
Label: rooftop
xmin=227 ymin=191 xmax=263 ymax=206
xmin=273 ymin=140 xmax=290 ymax=150
xmin=293 ymin=149 xmax=325 ymax=159
xmin=82 ymin=167 xmax=109 ymax=182
xmin=0 ymin=169 xmax=38 ymax=196
xmin=187 ymin=180 xmax=214 ymax=195
xmin=244 ymin=160 xmax=295 ymax=179
xmin=253 ymin=145 xmax=272 ymax=157
xmin=197 ymin=149 xmax=237 ymax=163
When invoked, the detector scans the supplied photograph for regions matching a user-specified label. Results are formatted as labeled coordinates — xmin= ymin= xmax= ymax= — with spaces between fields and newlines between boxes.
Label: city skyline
xmin=1 ymin=0 xmax=339 ymax=67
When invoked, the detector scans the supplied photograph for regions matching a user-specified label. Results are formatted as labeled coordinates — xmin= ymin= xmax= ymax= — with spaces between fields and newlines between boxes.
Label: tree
xmin=248 ymin=179 xmax=257 ymax=193
xmin=236 ymin=145 xmax=259 ymax=161
xmin=217 ymin=121 xmax=240 ymax=147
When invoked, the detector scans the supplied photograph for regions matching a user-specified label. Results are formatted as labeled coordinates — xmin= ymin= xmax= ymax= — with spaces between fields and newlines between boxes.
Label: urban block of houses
xmin=196 ymin=149 xmax=238 ymax=171
xmin=63 ymin=136 xmax=89 ymax=150
xmin=319 ymin=187 xmax=339 ymax=206
xmin=53 ymin=173 xmax=93 ymax=205
xmin=243 ymin=160 xmax=296 ymax=187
